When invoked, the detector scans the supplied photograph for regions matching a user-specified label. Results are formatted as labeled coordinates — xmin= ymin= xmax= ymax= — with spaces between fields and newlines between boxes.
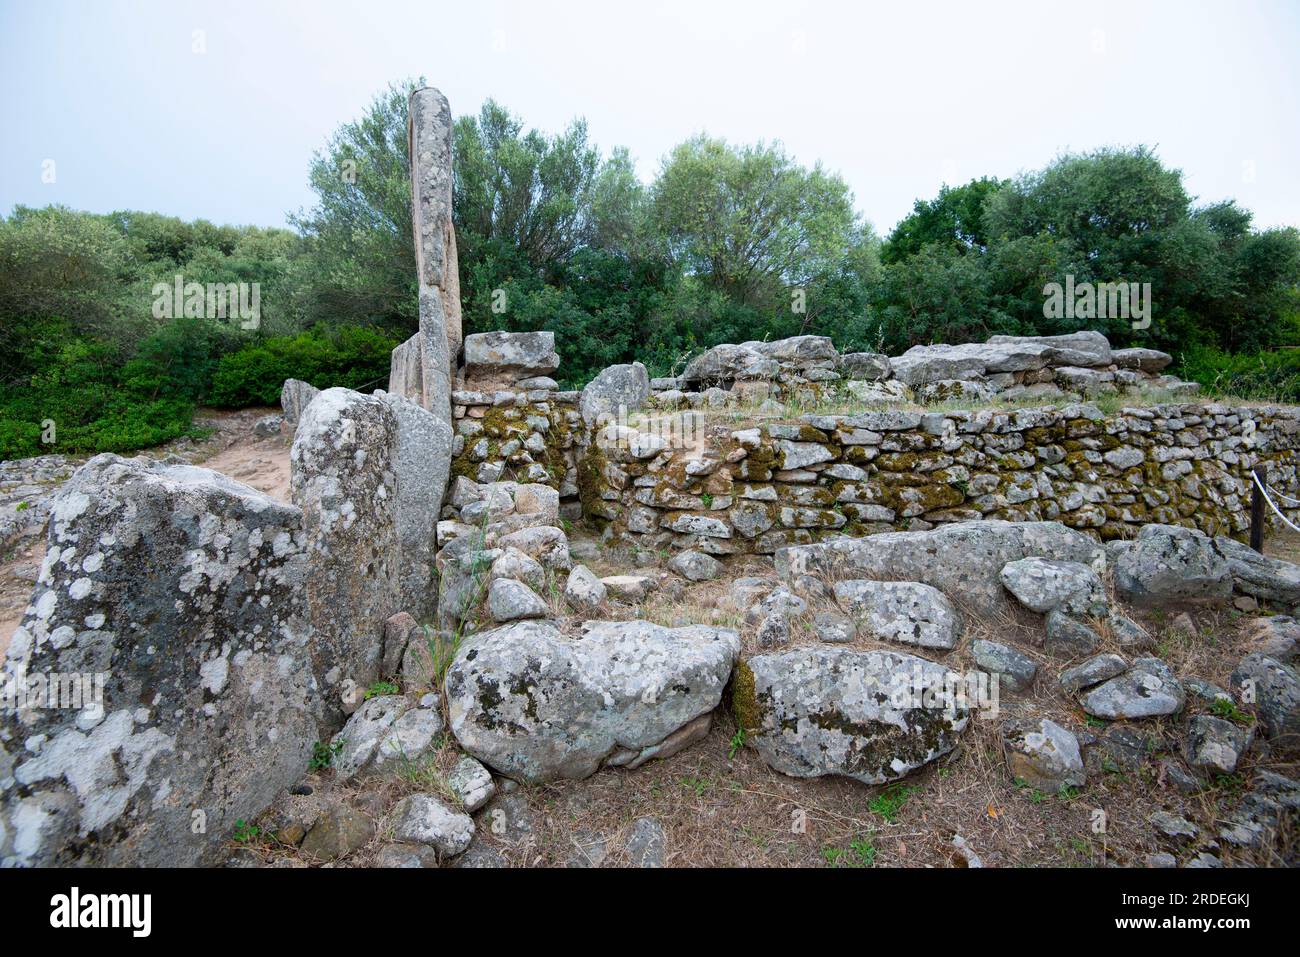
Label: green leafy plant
xmin=1015 ymin=778 xmax=1049 ymax=804
xmin=364 ymin=680 xmax=399 ymax=700
xmin=681 ymin=776 xmax=711 ymax=798
xmin=849 ymin=836 xmax=877 ymax=867
xmin=232 ymin=819 xmax=261 ymax=843
xmin=869 ymin=783 xmax=917 ymax=822
xmin=1210 ymin=697 xmax=1253 ymax=724
xmin=309 ymin=739 xmax=344 ymax=771
xmin=208 ymin=326 xmax=397 ymax=407
xmin=823 ymin=834 xmax=877 ymax=867
xmin=727 ymin=727 xmax=746 ymax=760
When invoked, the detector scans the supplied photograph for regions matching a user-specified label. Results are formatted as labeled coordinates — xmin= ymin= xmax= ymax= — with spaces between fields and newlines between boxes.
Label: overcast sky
xmin=2 ymin=0 xmax=1298 ymax=236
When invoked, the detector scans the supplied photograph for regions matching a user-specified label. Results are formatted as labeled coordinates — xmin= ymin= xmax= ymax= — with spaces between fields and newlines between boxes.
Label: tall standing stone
xmin=291 ymin=388 xmax=401 ymax=718
xmin=390 ymin=86 xmax=460 ymax=428
xmin=377 ymin=390 xmax=453 ymax=621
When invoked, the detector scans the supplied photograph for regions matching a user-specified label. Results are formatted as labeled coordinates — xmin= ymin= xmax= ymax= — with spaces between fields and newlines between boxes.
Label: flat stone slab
xmin=777 ymin=520 xmax=1105 ymax=618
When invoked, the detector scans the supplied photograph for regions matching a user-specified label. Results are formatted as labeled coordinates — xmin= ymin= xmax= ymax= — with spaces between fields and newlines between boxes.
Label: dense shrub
xmin=1178 ymin=346 xmax=1300 ymax=403
xmin=0 ymin=334 xmax=199 ymax=460
xmin=208 ymin=326 xmax=398 ymax=407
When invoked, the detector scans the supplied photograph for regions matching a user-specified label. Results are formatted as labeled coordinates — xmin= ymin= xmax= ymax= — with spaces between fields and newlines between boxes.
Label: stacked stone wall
xmin=571 ymin=402 xmax=1300 ymax=553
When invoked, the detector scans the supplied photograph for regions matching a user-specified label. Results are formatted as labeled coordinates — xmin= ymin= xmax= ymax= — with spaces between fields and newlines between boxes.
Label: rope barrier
xmin=1264 ymin=481 xmax=1300 ymax=508
xmin=1251 ymin=470 xmax=1300 ymax=534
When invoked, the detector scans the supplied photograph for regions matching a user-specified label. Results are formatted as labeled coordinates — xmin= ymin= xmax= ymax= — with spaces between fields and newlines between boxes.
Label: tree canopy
xmin=3 ymin=81 xmax=1298 ymax=460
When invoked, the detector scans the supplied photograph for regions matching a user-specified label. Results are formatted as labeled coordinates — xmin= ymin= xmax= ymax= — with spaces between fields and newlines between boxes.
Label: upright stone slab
xmin=0 ymin=455 xmax=318 ymax=866
xmin=580 ymin=361 xmax=651 ymax=427
xmin=388 ymin=334 xmax=425 ymax=406
xmin=394 ymin=86 xmax=460 ymax=426
xmin=280 ymin=378 xmax=320 ymax=427
xmin=291 ymin=388 xmax=400 ymax=717
xmin=377 ymin=390 xmax=453 ymax=621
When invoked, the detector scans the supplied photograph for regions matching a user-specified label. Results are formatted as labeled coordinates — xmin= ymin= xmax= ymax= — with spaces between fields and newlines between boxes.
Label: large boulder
xmin=564 ymin=564 xmax=607 ymax=612
xmin=446 ymin=619 xmax=739 ymax=783
xmin=378 ymin=391 xmax=453 ymax=621
xmin=1002 ymin=717 xmax=1086 ymax=792
xmin=329 ymin=694 xmax=442 ymax=780
xmin=739 ymin=647 xmax=969 ymax=785
xmin=1114 ymin=524 xmax=1233 ymax=607
xmin=390 ymin=793 xmax=474 ymax=857
xmin=776 ymin=521 xmax=1106 ymax=617
xmin=888 ymin=332 xmax=1112 ymax=389
xmin=750 ymin=335 xmax=838 ymax=363
xmin=681 ymin=343 xmax=774 ymax=385
xmin=986 ymin=331 xmax=1112 ymax=368
xmin=1184 ymin=714 xmax=1253 ymax=775
xmin=487 ymin=578 xmax=548 ymax=622
xmin=999 ymin=557 xmax=1107 ymax=617
xmin=0 ymin=455 xmax=317 ymax=867
xmin=1215 ymin=536 xmax=1300 ymax=606
xmin=888 ymin=348 xmax=987 ymax=387
xmin=1111 ymin=347 xmax=1172 ymax=373
xmin=462 ymin=331 xmax=560 ymax=382
xmin=1231 ymin=653 xmax=1299 ymax=741
xmin=290 ymin=388 xmax=401 ymax=717
xmin=845 ymin=378 xmax=912 ymax=404
xmin=971 ymin=639 xmax=1037 ymax=692
xmin=680 ymin=336 xmax=838 ymax=386
xmin=839 ymin=352 xmax=892 ymax=381
xmin=579 ymin=361 xmax=651 ymax=426
xmin=1079 ymin=658 xmax=1185 ymax=719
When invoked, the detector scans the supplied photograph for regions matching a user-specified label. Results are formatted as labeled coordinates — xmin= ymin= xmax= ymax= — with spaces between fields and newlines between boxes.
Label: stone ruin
xmin=3 ymin=87 xmax=1299 ymax=868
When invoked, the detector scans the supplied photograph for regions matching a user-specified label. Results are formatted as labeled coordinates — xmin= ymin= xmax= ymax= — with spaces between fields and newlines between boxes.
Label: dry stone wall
xmin=578 ymin=401 xmax=1300 ymax=553
xmin=438 ymin=329 xmax=1300 ymax=551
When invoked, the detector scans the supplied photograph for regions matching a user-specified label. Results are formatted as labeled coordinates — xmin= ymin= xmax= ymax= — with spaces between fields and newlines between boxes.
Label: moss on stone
xmin=731 ymin=659 xmax=760 ymax=733
xmin=576 ymin=441 xmax=611 ymax=521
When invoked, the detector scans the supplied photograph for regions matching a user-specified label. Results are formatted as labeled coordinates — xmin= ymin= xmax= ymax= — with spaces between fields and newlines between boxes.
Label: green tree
xmin=882 ymin=177 xmax=1007 ymax=264
xmin=452 ymin=98 xmax=602 ymax=278
xmin=289 ymin=78 xmax=422 ymax=336
xmin=650 ymin=136 xmax=859 ymax=309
